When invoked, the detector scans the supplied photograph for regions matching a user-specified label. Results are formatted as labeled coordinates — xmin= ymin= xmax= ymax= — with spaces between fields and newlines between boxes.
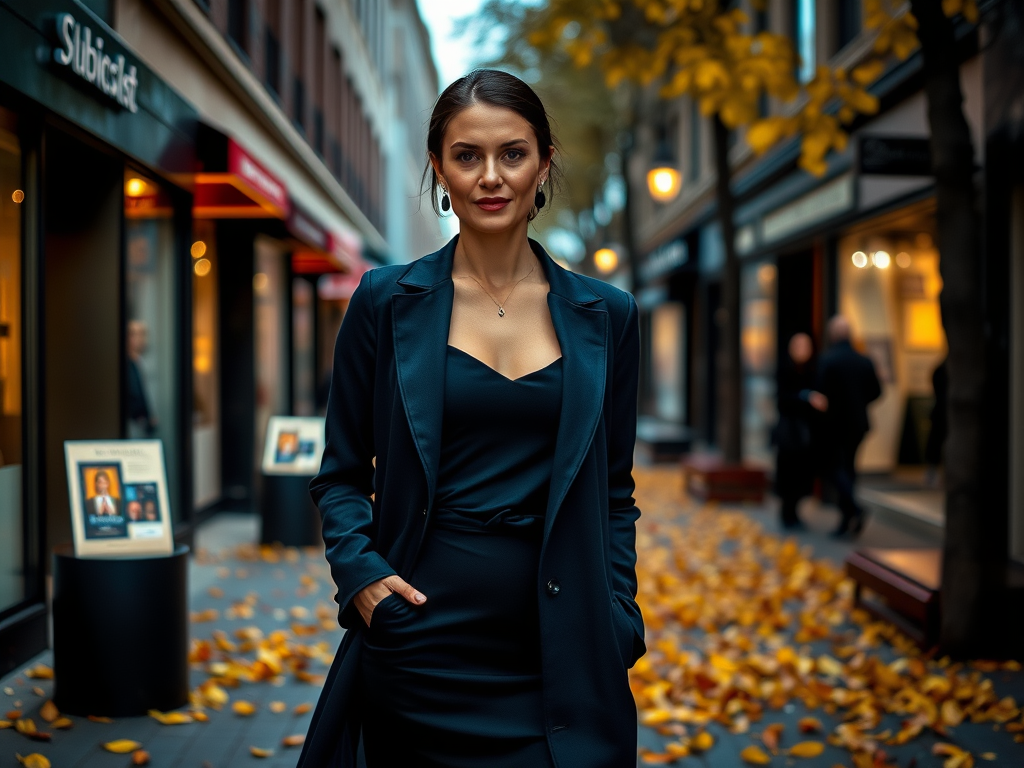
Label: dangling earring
xmin=440 ymin=185 xmax=451 ymax=212
xmin=534 ymin=182 xmax=546 ymax=210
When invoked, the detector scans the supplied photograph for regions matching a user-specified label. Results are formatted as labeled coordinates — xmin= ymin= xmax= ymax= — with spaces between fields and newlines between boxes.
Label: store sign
xmin=640 ymin=238 xmax=688 ymax=283
xmin=858 ymin=136 xmax=932 ymax=176
xmin=762 ymin=173 xmax=854 ymax=245
xmin=227 ymin=140 xmax=289 ymax=213
xmin=52 ymin=12 xmax=139 ymax=113
xmin=288 ymin=206 xmax=330 ymax=251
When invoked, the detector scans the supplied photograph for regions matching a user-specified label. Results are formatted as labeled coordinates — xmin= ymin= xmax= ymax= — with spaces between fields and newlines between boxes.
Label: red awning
xmin=192 ymin=126 xmax=290 ymax=219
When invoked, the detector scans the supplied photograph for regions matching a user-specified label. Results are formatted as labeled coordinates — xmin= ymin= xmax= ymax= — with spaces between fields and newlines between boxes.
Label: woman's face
xmin=95 ymin=474 xmax=109 ymax=495
xmin=789 ymin=333 xmax=813 ymax=364
xmin=431 ymin=102 xmax=552 ymax=236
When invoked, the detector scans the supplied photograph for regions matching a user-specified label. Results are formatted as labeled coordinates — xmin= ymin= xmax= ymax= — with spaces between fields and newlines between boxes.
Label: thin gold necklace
xmin=455 ymin=264 xmax=535 ymax=317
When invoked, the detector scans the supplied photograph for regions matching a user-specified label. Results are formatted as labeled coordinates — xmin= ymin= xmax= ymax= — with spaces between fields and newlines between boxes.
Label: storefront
xmin=0 ymin=0 xmax=198 ymax=671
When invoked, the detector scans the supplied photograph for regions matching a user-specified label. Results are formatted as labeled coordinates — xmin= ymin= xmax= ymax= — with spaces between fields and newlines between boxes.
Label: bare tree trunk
xmin=713 ymin=116 xmax=742 ymax=465
xmin=909 ymin=0 xmax=1000 ymax=656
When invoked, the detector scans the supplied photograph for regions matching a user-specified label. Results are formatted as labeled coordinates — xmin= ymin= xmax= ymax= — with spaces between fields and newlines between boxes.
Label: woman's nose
xmin=480 ymin=157 xmax=502 ymax=188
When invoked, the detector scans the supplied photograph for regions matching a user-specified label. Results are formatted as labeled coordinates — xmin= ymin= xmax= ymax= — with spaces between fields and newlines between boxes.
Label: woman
xmin=296 ymin=70 xmax=644 ymax=768
xmin=774 ymin=332 xmax=827 ymax=530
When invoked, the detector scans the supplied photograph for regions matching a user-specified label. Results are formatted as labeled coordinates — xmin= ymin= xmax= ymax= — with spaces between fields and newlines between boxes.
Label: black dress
xmin=361 ymin=344 xmax=562 ymax=768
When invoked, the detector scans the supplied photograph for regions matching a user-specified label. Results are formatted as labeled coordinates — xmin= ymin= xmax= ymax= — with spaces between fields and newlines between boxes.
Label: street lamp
xmin=646 ymin=141 xmax=682 ymax=203
xmin=594 ymin=247 xmax=619 ymax=274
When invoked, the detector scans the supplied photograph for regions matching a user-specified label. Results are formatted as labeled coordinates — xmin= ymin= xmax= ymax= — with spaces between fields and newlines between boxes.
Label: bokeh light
xmin=594 ymin=247 xmax=619 ymax=274
xmin=191 ymin=241 xmax=207 ymax=259
xmin=193 ymin=258 xmax=212 ymax=277
xmin=852 ymin=251 xmax=868 ymax=268
xmin=872 ymin=250 xmax=891 ymax=269
xmin=646 ymin=167 xmax=682 ymax=202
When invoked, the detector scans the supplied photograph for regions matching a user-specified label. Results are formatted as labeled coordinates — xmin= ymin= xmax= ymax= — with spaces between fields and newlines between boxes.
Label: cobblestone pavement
xmin=2 ymin=468 xmax=1022 ymax=768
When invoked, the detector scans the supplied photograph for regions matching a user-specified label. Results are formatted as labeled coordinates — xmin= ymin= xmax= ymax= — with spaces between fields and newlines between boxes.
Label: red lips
xmin=474 ymin=197 xmax=511 ymax=211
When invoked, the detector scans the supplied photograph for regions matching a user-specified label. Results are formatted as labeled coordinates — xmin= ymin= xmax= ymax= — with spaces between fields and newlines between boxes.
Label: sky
xmin=416 ymin=0 xmax=491 ymax=87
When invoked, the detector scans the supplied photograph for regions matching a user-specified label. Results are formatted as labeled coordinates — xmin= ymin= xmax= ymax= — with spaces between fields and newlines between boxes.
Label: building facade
xmin=629 ymin=1 xmax=1020 ymax=556
xmin=0 ymin=0 xmax=441 ymax=672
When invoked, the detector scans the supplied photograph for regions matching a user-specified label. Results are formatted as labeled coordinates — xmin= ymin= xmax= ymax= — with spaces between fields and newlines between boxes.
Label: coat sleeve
xmin=608 ymin=292 xmax=646 ymax=666
xmin=310 ymin=270 xmax=397 ymax=629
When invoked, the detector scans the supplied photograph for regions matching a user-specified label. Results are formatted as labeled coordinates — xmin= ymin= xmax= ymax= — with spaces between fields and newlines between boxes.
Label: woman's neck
xmin=453 ymin=222 xmax=536 ymax=286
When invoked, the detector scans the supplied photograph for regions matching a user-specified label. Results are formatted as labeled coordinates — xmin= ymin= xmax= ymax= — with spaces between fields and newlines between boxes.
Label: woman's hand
xmin=355 ymin=575 xmax=427 ymax=628
xmin=808 ymin=391 xmax=828 ymax=412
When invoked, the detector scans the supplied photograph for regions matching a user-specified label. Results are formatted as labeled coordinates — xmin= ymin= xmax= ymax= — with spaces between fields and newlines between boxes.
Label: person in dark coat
xmin=297 ymin=70 xmax=644 ymax=768
xmin=774 ymin=332 xmax=827 ymax=529
xmin=816 ymin=316 xmax=882 ymax=536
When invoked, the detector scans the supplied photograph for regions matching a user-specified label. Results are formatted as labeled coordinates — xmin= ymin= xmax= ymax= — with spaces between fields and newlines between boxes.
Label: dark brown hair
xmin=423 ymin=69 xmax=560 ymax=219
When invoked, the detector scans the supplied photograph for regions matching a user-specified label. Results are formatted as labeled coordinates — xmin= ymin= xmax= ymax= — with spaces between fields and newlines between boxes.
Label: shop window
xmin=794 ymin=0 xmax=817 ymax=83
xmin=837 ymin=0 xmax=861 ymax=50
xmin=228 ymin=0 xmax=249 ymax=55
xmin=651 ymin=302 xmax=687 ymax=423
xmin=124 ymin=171 xmax=180 ymax=521
xmin=837 ymin=203 xmax=945 ymax=472
xmin=0 ymin=114 xmax=24 ymax=614
xmin=192 ymin=221 xmax=220 ymax=509
xmin=254 ymin=238 xmax=290 ymax=471
xmin=688 ymin=99 xmax=702 ymax=182
xmin=741 ymin=260 xmax=777 ymax=465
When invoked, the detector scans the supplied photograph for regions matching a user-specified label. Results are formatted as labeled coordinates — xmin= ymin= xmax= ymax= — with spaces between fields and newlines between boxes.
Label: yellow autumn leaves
xmin=627 ymin=467 xmax=1021 ymax=765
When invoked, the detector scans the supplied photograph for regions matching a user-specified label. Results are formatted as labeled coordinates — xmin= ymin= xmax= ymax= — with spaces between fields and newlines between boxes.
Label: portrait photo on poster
xmin=65 ymin=440 xmax=175 ymax=557
xmin=262 ymin=416 xmax=326 ymax=475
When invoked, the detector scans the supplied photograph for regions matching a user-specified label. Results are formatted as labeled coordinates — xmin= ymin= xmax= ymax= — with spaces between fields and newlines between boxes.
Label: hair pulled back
xmin=423 ymin=69 xmax=560 ymax=219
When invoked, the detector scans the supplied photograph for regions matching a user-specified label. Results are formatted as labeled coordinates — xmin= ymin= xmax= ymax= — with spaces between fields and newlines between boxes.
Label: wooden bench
xmin=845 ymin=548 xmax=941 ymax=648
xmin=681 ymin=455 xmax=768 ymax=503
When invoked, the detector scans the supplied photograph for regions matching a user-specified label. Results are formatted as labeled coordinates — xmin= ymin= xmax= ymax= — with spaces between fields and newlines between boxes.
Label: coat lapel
xmin=536 ymin=243 xmax=608 ymax=540
xmin=391 ymin=240 xmax=456 ymax=507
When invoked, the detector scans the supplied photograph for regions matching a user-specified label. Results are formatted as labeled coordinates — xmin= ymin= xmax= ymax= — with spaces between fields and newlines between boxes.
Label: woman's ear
xmin=539 ymin=144 xmax=555 ymax=185
xmin=428 ymin=152 xmax=445 ymax=189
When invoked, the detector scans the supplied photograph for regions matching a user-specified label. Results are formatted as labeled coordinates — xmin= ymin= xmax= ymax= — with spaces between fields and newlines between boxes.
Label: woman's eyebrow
xmin=449 ymin=139 xmax=530 ymax=150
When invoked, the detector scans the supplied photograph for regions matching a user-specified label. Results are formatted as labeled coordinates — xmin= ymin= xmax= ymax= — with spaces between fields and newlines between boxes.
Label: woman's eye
xmin=505 ymin=150 xmax=524 ymax=161
xmin=457 ymin=152 xmax=476 ymax=162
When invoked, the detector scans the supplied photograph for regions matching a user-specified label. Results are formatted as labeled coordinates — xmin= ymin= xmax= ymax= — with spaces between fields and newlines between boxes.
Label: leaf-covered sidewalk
xmin=2 ymin=467 xmax=1022 ymax=768
xmin=631 ymin=466 xmax=1024 ymax=768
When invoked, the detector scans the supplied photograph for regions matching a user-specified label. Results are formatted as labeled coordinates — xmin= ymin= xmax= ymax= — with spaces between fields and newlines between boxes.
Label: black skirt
xmin=360 ymin=509 xmax=555 ymax=768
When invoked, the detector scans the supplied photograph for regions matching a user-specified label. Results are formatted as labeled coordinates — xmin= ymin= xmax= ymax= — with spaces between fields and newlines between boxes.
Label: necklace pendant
xmin=498 ymin=307 xmax=505 ymax=317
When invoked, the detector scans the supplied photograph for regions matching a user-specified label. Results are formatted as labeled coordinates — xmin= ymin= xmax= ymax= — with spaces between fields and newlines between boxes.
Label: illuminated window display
xmin=837 ymin=201 xmax=946 ymax=472
xmin=741 ymin=260 xmax=777 ymax=466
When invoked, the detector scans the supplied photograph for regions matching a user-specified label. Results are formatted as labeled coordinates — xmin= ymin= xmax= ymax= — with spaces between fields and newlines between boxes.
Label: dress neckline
xmin=447 ymin=344 xmax=562 ymax=383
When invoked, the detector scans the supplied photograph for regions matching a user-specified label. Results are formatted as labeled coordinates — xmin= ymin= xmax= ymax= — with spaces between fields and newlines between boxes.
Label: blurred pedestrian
xmin=817 ymin=316 xmax=882 ymax=537
xmin=774 ymin=332 xmax=827 ymax=530
xmin=126 ymin=320 xmax=156 ymax=437
xmin=924 ymin=356 xmax=948 ymax=488
xmin=300 ymin=70 xmax=643 ymax=768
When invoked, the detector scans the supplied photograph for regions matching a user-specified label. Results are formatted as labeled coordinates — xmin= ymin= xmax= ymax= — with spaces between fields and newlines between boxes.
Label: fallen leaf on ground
xmin=51 ymin=718 xmax=72 ymax=730
xmin=87 ymin=716 xmax=113 ymax=723
xmin=231 ymin=701 xmax=256 ymax=716
xmin=293 ymin=703 xmax=312 ymax=715
xmin=282 ymin=734 xmax=305 ymax=747
xmin=132 ymin=750 xmax=150 ymax=765
xmin=691 ymin=731 xmax=714 ymax=752
xmin=15 ymin=754 xmax=51 ymax=768
xmin=789 ymin=741 xmax=825 ymax=758
xmin=740 ymin=745 xmax=771 ymax=764
xmin=103 ymin=740 xmax=142 ymax=754
xmin=24 ymin=666 xmax=53 ymax=680
xmin=148 ymin=709 xmax=192 ymax=725
xmin=191 ymin=711 xmax=209 ymax=722
xmin=762 ymin=723 xmax=784 ymax=752
xmin=207 ymin=586 xmax=224 ymax=598
xmin=0 ymin=720 xmax=12 ymax=729
xmin=249 ymin=747 xmax=274 ymax=758
xmin=798 ymin=717 xmax=822 ymax=733
xmin=269 ymin=701 xmax=286 ymax=713
xmin=6 ymin=709 xmax=22 ymax=719
xmin=38 ymin=702 xmax=58 ymax=724
xmin=31 ymin=688 xmax=44 ymax=697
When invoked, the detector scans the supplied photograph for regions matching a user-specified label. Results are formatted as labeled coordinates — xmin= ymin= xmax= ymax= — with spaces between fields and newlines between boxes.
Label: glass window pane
xmin=192 ymin=221 xmax=220 ymax=508
xmin=124 ymin=171 xmax=180 ymax=521
xmin=0 ymin=114 xmax=24 ymax=613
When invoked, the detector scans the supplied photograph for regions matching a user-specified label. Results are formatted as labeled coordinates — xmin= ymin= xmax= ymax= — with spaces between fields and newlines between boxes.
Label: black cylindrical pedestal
xmin=260 ymin=473 xmax=322 ymax=546
xmin=52 ymin=544 xmax=189 ymax=717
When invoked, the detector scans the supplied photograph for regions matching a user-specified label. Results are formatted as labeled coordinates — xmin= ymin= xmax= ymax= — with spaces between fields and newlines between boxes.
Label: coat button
xmin=546 ymin=579 xmax=561 ymax=596
xmin=422 ymin=508 xmax=427 ymax=516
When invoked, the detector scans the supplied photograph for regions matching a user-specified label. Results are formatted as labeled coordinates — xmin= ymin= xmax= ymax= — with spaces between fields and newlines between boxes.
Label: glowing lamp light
xmin=896 ymin=251 xmax=912 ymax=268
xmin=253 ymin=272 xmax=270 ymax=294
xmin=872 ymin=250 xmax=891 ymax=269
xmin=193 ymin=258 xmax=212 ymax=277
xmin=851 ymin=251 xmax=868 ymax=269
xmin=646 ymin=167 xmax=682 ymax=202
xmin=191 ymin=241 xmax=207 ymax=259
xmin=11 ymin=189 xmax=24 ymax=204
xmin=125 ymin=177 xmax=148 ymax=197
xmin=594 ymin=247 xmax=619 ymax=274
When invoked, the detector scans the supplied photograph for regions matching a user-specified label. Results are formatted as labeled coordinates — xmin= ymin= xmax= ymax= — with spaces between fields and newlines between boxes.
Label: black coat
xmin=774 ymin=360 xmax=817 ymax=499
xmin=297 ymin=236 xmax=646 ymax=768
xmin=816 ymin=340 xmax=882 ymax=447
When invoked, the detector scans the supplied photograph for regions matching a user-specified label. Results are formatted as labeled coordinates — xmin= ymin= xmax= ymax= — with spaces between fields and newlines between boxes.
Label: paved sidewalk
xmin=1 ymin=516 xmax=342 ymax=768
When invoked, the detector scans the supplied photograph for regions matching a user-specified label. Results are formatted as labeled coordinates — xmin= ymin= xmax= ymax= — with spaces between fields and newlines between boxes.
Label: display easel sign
xmin=64 ymin=440 xmax=174 ymax=557
xmin=261 ymin=416 xmax=326 ymax=475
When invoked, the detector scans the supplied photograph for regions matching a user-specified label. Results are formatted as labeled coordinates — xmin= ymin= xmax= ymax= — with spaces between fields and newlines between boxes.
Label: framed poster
xmin=65 ymin=440 xmax=174 ymax=557
xmin=262 ymin=416 xmax=326 ymax=475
